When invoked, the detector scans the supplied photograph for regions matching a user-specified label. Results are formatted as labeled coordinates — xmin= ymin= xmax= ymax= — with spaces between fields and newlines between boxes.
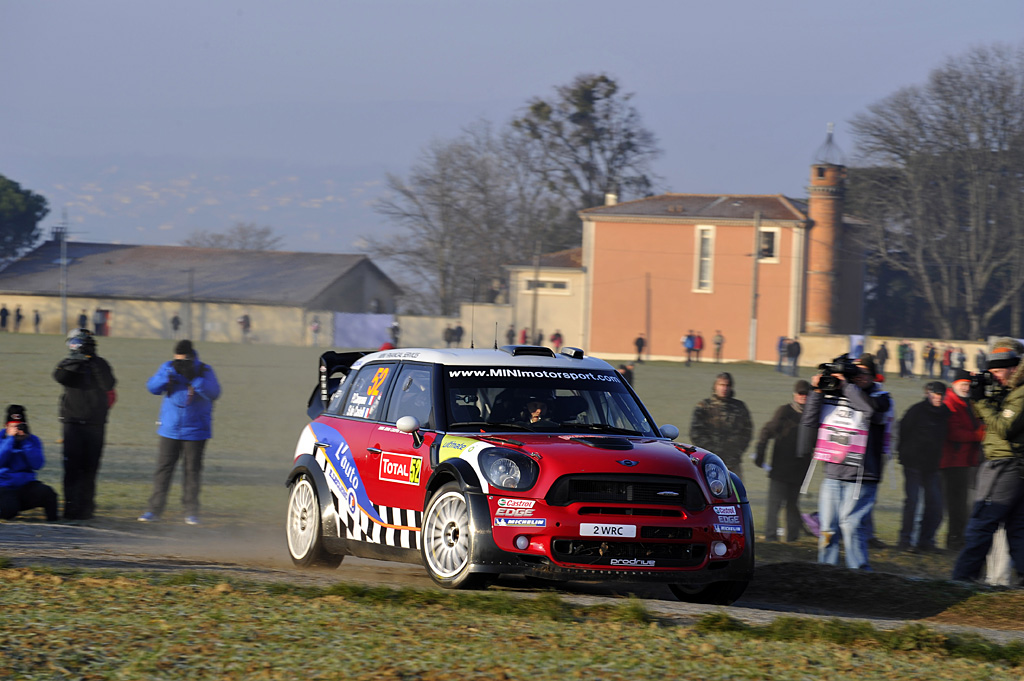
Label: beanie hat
xmin=925 ymin=381 xmax=947 ymax=395
xmin=987 ymin=337 xmax=1023 ymax=369
xmin=793 ymin=379 xmax=810 ymax=395
xmin=174 ymin=339 xmax=195 ymax=357
xmin=951 ymin=368 xmax=972 ymax=384
xmin=6 ymin=404 xmax=26 ymax=425
xmin=855 ymin=352 xmax=877 ymax=378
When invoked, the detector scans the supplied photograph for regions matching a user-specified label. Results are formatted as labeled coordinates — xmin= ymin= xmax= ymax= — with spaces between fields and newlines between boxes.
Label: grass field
xmin=3 ymin=333 xmax=1023 ymax=679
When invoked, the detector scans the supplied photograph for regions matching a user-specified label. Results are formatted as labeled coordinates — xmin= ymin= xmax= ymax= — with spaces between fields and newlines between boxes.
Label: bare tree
xmin=850 ymin=44 xmax=1024 ymax=339
xmin=369 ymin=122 xmax=566 ymax=315
xmin=182 ymin=223 xmax=283 ymax=250
xmin=512 ymin=73 xmax=662 ymax=212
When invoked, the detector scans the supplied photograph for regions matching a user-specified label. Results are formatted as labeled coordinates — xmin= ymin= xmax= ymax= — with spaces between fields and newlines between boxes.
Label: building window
xmin=694 ymin=226 xmax=714 ymax=292
xmin=523 ymin=279 xmax=571 ymax=294
xmin=758 ymin=227 xmax=780 ymax=262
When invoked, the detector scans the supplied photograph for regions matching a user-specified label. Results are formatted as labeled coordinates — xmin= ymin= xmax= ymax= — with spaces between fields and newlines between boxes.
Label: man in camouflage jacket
xmin=690 ymin=372 xmax=753 ymax=477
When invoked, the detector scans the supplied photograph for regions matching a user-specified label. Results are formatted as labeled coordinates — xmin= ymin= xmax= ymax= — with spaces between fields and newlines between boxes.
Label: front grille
xmin=546 ymin=474 xmax=705 ymax=512
xmin=550 ymin=538 xmax=705 ymax=568
xmin=577 ymin=507 xmax=682 ymax=517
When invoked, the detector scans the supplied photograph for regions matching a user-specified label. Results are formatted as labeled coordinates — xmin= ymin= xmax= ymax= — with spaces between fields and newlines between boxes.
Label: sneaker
xmin=184 ymin=516 xmax=200 ymax=526
xmin=137 ymin=512 xmax=160 ymax=522
xmin=868 ymin=537 xmax=889 ymax=549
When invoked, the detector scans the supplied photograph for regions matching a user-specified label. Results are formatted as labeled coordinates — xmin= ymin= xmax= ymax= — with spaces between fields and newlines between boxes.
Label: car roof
xmin=351 ymin=346 xmax=614 ymax=372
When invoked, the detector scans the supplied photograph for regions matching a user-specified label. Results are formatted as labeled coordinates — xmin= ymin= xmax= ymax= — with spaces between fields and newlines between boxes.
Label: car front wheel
xmin=421 ymin=482 xmax=491 ymax=589
xmin=286 ymin=474 xmax=343 ymax=568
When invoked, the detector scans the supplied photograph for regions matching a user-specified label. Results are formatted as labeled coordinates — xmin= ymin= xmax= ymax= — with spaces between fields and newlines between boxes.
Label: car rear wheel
xmin=286 ymin=474 xmax=343 ymax=568
xmin=669 ymin=580 xmax=748 ymax=605
xmin=421 ymin=482 xmax=491 ymax=589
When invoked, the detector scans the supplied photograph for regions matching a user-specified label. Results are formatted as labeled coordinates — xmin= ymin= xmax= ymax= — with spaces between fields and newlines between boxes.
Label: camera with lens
xmin=969 ymin=370 xmax=994 ymax=400
xmin=816 ymin=353 xmax=861 ymax=394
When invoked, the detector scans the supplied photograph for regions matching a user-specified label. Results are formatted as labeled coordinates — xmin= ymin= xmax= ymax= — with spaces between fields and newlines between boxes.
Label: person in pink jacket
xmin=940 ymin=369 xmax=985 ymax=551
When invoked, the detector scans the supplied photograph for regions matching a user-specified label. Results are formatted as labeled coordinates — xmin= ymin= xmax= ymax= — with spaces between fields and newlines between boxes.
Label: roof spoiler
xmin=498 ymin=345 xmax=586 ymax=359
xmin=306 ymin=350 xmax=371 ymax=419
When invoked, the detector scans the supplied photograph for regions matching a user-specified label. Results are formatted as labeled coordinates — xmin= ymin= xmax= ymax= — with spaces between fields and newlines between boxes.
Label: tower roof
xmin=814 ymin=122 xmax=846 ymax=166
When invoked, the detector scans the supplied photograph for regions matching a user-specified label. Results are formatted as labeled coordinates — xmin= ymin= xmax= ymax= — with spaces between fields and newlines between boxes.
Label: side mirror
xmin=397 ymin=415 xmax=423 ymax=448
xmin=660 ymin=424 xmax=680 ymax=440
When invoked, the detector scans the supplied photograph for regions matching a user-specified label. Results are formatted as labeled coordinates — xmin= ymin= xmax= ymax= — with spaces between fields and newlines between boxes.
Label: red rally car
xmin=286 ymin=345 xmax=754 ymax=604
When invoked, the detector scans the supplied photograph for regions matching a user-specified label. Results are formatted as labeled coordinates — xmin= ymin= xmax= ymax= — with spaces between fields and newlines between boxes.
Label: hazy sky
xmin=3 ymin=1 xmax=1022 ymax=252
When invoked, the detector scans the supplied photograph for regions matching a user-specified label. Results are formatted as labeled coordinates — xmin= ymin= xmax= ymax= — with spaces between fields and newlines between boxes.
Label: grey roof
xmin=0 ymin=240 xmax=394 ymax=306
xmin=581 ymin=194 xmax=808 ymax=222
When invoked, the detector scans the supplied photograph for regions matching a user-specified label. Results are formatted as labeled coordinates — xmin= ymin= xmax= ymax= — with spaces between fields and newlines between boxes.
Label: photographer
xmin=952 ymin=338 xmax=1024 ymax=584
xmin=801 ymin=353 xmax=893 ymax=570
xmin=0 ymin=406 xmax=58 ymax=521
xmin=138 ymin=340 xmax=221 ymax=525
xmin=53 ymin=329 xmax=117 ymax=521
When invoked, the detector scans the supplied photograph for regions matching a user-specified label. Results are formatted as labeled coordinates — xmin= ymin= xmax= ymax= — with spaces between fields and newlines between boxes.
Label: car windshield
xmin=442 ymin=365 xmax=657 ymax=436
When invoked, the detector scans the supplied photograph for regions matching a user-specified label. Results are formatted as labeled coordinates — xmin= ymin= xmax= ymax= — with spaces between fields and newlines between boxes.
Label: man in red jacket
xmin=941 ymin=368 xmax=986 ymax=551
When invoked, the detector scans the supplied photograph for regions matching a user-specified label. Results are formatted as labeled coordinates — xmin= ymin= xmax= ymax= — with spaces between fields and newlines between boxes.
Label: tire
xmin=421 ymin=482 xmax=491 ymax=589
xmin=286 ymin=474 xmax=343 ymax=568
xmin=669 ymin=580 xmax=748 ymax=606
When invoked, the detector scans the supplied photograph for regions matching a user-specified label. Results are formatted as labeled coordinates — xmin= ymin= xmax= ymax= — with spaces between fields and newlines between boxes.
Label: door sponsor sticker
xmin=379 ymin=452 xmax=422 ymax=485
xmin=714 ymin=524 xmax=743 ymax=533
xmin=580 ymin=523 xmax=636 ymax=538
xmin=713 ymin=505 xmax=737 ymax=515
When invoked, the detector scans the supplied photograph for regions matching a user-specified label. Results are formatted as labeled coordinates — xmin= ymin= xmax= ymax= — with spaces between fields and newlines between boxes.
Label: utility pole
xmin=748 ymin=211 xmax=762 ymax=362
xmin=57 ymin=209 xmax=69 ymax=335
xmin=184 ymin=268 xmax=195 ymax=339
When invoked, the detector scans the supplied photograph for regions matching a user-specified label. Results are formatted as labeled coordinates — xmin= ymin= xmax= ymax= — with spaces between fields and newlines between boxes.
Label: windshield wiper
xmin=447 ymin=421 xmax=534 ymax=433
xmin=557 ymin=422 xmax=642 ymax=436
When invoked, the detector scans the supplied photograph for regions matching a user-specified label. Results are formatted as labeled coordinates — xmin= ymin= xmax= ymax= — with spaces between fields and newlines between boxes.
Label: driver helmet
xmin=67 ymin=328 xmax=96 ymax=353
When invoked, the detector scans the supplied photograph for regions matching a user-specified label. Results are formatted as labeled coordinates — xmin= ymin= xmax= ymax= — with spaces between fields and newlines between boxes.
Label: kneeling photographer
xmin=952 ymin=338 xmax=1024 ymax=584
xmin=800 ymin=353 xmax=893 ymax=570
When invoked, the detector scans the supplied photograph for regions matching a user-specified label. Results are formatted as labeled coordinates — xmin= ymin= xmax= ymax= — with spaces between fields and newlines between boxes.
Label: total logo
xmin=610 ymin=558 xmax=655 ymax=567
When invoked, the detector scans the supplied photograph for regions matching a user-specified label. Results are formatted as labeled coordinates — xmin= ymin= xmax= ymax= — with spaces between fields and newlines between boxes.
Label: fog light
xmin=711 ymin=541 xmax=728 ymax=557
xmin=514 ymin=535 xmax=530 ymax=550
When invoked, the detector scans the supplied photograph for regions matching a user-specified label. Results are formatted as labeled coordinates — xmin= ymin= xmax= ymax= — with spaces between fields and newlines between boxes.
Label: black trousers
xmin=942 ymin=466 xmax=975 ymax=550
xmin=146 ymin=437 xmax=207 ymax=517
xmin=0 ymin=480 xmax=59 ymax=521
xmin=62 ymin=422 xmax=106 ymax=520
xmin=952 ymin=458 xmax=1024 ymax=582
xmin=764 ymin=478 xmax=803 ymax=541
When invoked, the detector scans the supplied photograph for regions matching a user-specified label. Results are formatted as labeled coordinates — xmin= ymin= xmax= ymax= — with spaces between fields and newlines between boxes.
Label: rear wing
xmin=306 ymin=350 xmax=371 ymax=419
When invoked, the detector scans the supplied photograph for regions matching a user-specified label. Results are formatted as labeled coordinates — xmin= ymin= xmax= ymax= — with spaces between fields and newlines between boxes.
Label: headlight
xmin=702 ymin=455 xmax=731 ymax=499
xmin=479 ymin=447 xmax=539 ymax=491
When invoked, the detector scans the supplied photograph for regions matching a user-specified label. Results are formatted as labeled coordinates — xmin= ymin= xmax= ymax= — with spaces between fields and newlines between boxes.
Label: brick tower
xmin=804 ymin=125 xmax=846 ymax=334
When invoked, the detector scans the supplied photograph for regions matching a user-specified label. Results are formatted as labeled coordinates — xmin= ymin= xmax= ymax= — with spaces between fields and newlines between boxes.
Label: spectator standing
xmin=876 ymin=342 xmax=889 ymax=377
xmin=550 ymin=330 xmax=563 ymax=353
xmin=519 ymin=327 xmax=529 ymax=345
xmin=941 ymin=346 xmax=953 ymax=380
xmin=389 ymin=320 xmax=401 ymax=347
xmin=33 ymin=310 xmax=41 ymax=333
xmin=952 ymin=338 xmax=1024 ymax=583
xmin=694 ymin=332 xmax=705 ymax=362
xmin=453 ymin=323 xmax=464 ymax=348
xmin=505 ymin=324 xmax=515 ymax=346
xmin=802 ymin=353 xmax=893 ymax=570
xmin=0 ymin=304 xmax=8 ymax=331
xmin=690 ymin=372 xmax=753 ymax=478
xmin=896 ymin=381 xmax=949 ymax=552
xmin=0 ymin=405 xmax=58 ymax=521
xmin=755 ymin=380 xmax=812 ymax=542
xmin=955 ymin=347 xmax=967 ymax=371
xmin=170 ymin=314 xmax=182 ymax=339
xmin=924 ymin=342 xmax=937 ymax=378
xmin=777 ymin=337 xmax=788 ymax=372
xmin=906 ymin=343 xmax=916 ymax=378
xmin=975 ymin=348 xmax=987 ymax=372
xmin=442 ymin=325 xmax=454 ymax=347
xmin=713 ymin=330 xmax=725 ymax=363
xmin=138 ymin=340 xmax=221 ymax=525
xmin=237 ymin=313 xmax=251 ymax=343
xmin=310 ymin=316 xmax=322 ymax=347
xmin=93 ymin=309 xmax=104 ymax=336
xmin=787 ymin=337 xmax=802 ymax=376
xmin=682 ymin=331 xmax=695 ymax=365
xmin=77 ymin=309 xmax=88 ymax=330
xmin=941 ymin=369 xmax=985 ymax=551
xmin=13 ymin=306 xmax=23 ymax=332
xmin=634 ymin=333 xmax=645 ymax=362
xmin=897 ymin=341 xmax=908 ymax=378
xmin=534 ymin=328 xmax=543 ymax=346
xmin=53 ymin=329 xmax=117 ymax=520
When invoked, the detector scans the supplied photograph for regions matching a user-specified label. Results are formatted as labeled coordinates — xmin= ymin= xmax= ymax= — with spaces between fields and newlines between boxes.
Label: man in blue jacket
xmin=138 ymin=340 xmax=221 ymax=525
xmin=0 ymin=405 xmax=58 ymax=521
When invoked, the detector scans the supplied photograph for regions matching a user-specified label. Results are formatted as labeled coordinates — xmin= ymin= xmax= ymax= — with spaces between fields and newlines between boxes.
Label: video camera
xmin=816 ymin=353 xmax=861 ymax=395
xmin=969 ymin=370 xmax=995 ymax=400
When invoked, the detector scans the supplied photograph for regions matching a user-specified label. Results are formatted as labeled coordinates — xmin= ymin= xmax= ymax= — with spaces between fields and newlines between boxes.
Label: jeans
xmin=146 ymin=437 xmax=207 ymax=517
xmin=819 ymin=478 xmax=878 ymax=569
xmin=899 ymin=467 xmax=943 ymax=549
